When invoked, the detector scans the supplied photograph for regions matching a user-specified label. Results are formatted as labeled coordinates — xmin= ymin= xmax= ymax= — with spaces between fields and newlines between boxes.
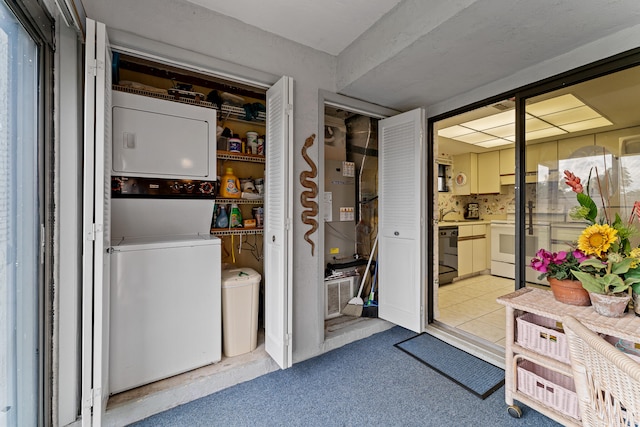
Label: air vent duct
xmin=436 ymin=155 xmax=453 ymax=165
xmin=491 ymin=99 xmax=516 ymax=111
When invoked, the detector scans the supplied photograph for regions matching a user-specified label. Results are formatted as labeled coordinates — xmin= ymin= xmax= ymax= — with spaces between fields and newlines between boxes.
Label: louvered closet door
xmin=81 ymin=18 xmax=112 ymax=426
xmin=264 ymin=76 xmax=294 ymax=369
xmin=378 ymin=109 xmax=425 ymax=333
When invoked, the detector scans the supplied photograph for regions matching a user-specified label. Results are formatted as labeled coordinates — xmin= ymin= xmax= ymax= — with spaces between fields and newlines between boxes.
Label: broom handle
xmin=355 ymin=236 xmax=378 ymax=298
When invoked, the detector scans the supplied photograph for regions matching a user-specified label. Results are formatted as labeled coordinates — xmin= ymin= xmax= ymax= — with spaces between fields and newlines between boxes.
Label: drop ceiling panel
xmin=561 ymin=117 xmax=613 ymax=133
xmin=463 ymin=110 xmax=514 ymax=131
xmin=542 ymin=105 xmax=601 ymax=126
xmin=526 ymin=94 xmax=584 ymax=116
xmin=455 ymin=132 xmax=496 ymax=144
xmin=484 ymin=123 xmax=515 ymax=138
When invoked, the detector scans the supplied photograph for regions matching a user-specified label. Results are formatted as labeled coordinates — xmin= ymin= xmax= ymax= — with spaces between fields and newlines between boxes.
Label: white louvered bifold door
xmin=81 ymin=18 xmax=112 ymax=426
xmin=378 ymin=109 xmax=425 ymax=333
xmin=264 ymin=76 xmax=294 ymax=369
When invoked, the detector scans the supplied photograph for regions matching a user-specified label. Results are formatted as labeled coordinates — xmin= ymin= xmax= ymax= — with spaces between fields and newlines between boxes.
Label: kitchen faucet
xmin=439 ymin=208 xmax=458 ymax=221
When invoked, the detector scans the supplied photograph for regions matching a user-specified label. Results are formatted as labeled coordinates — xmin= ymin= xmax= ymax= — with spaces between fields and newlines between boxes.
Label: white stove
xmin=490 ymin=219 xmax=551 ymax=285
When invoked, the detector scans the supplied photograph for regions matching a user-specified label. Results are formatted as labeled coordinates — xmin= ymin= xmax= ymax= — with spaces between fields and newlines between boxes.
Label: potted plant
xmin=562 ymin=170 xmax=640 ymax=317
xmin=530 ymin=248 xmax=591 ymax=306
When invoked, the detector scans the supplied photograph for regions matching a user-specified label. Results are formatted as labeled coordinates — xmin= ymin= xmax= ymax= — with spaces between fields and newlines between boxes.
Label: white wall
xmin=81 ymin=0 xmax=337 ymax=363
xmin=54 ymin=18 xmax=83 ymax=427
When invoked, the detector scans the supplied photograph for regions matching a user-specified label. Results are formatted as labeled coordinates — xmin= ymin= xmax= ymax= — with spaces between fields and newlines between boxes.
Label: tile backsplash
xmin=438 ymin=184 xmax=537 ymax=220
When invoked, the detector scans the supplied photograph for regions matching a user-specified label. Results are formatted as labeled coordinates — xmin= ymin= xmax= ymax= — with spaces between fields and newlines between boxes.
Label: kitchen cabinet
xmin=596 ymin=125 xmax=640 ymax=156
xmin=497 ymin=287 xmax=640 ymax=426
xmin=556 ymin=135 xmax=594 ymax=159
xmin=453 ymin=152 xmax=500 ymax=195
xmin=452 ymin=153 xmax=477 ymax=195
xmin=457 ymin=224 xmax=487 ymax=276
xmin=499 ymin=147 xmax=515 ymax=185
xmin=477 ymin=151 xmax=500 ymax=194
xmin=499 ymin=147 xmax=515 ymax=175
xmin=526 ymin=141 xmax=557 ymax=182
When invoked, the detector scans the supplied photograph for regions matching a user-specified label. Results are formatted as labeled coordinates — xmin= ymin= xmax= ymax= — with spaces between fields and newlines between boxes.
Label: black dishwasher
xmin=438 ymin=227 xmax=458 ymax=285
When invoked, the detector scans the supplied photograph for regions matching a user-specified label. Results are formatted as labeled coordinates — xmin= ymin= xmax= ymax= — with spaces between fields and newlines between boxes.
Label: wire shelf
xmin=112 ymin=85 xmax=266 ymax=122
xmin=210 ymin=228 xmax=263 ymax=236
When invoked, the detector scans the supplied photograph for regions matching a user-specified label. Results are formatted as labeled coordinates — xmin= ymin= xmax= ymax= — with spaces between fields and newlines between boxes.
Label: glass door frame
xmin=427 ymin=47 xmax=640 ymax=322
xmin=1 ymin=0 xmax=54 ymax=423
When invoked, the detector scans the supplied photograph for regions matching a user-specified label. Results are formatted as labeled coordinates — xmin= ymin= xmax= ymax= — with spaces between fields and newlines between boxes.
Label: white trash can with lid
xmin=221 ymin=267 xmax=261 ymax=357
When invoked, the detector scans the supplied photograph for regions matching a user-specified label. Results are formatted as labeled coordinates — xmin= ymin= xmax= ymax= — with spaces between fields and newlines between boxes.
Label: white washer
xmin=109 ymin=198 xmax=221 ymax=394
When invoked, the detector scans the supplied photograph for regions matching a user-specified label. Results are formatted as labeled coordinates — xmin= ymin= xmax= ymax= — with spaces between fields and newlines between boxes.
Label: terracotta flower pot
xmin=588 ymin=291 xmax=631 ymax=318
xmin=547 ymin=277 xmax=591 ymax=306
xmin=633 ymin=291 xmax=640 ymax=317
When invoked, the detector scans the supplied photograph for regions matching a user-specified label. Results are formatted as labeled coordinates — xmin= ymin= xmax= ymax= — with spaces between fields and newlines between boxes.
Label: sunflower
xmin=577 ymin=223 xmax=618 ymax=258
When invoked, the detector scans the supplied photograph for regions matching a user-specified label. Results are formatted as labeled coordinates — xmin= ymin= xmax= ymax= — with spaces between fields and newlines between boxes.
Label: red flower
xmin=629 ymin=200 xmax=640 ymax=224
xmin=563 ymin=170 xmax=583 ymax=194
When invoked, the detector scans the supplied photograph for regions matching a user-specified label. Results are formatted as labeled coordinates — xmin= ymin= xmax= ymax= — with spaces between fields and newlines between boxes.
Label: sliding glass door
xmin=524 ymin=65 xmax=640 ymax=280
xmin=1 ymin=1 xmax=42 ymax=424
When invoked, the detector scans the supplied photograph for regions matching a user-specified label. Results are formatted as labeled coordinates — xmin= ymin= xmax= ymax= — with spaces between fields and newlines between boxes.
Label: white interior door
xmin=264 ymin=76 xmax=294 ymax=369
xmin=81 ymin=18 xmax=112 ymax=426
xmin=378 ymin=108 xmax=425 ymax=332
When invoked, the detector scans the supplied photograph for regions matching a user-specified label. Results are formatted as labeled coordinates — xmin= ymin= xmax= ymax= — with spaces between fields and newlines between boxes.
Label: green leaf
xmin=580 ymin=258 xmax=606 ymax=270
xmin=611 ymin=258 xmax=634 ymax=275
xmin=633 ymin=281 xmax=640 ymax=294
xmin=625 ymin=267 xmax=640 ymax=280
xmin=577 ymin=192 xmax=598 ymax=223
xmin=625 ymin=277 xmax=640 ymax=288
xmin=612 ymin=213 xmax=622 ymax=228
xmin=572 ymin=270 xmax=605 ymax=293
xmin=604 ymin=274 xmax=628 ymax=293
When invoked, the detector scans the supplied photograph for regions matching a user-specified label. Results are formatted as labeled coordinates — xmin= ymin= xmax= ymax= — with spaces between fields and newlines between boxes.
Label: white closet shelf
xmin=210 ymin=228 xmax=263 ymax=236
xmin=215 ymin=198 xmax=263 ymax=204
xmin=217 ymin=151 xmax=266 ymax=164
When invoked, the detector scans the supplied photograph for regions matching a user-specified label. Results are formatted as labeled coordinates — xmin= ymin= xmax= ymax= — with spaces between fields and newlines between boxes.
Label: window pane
xmin=0 ymin=1 xmax=40 ymax=425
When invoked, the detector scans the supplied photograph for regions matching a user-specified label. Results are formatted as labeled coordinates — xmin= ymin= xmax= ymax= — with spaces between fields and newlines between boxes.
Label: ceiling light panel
xmin=560 ymin=117 xmax=613 ymax=133
xmin=484 ymin=123 xmax=515 ymax=138
xmin=461 ymin=110 xmax=514 ymax=131
xmin=526 ymin=127 xmax=567 ymax=140
xmin=525 ymin=116 xmax=554 ymax=132
xmin=438 ymin=93 xmax=611 ymax=148
xmin=526 ymin=94 xmax=584 ymax=116
xmin=541 ymin=105 xmax=600 ymax=126
xmin=455 ymin=132 xmax=496 ymax=144
xmin=437 ymin=125 xmax=474 ymax=138
xmin=475 ymin=139 xmax=514 ymax=148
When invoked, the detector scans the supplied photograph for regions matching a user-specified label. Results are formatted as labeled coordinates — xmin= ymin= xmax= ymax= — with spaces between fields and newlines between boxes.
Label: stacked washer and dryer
xmin=108 ymin=91 xmax=221 ymax=394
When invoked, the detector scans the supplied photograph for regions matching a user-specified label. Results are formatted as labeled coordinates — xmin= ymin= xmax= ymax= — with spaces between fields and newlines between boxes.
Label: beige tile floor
xmin=436 ymin=274 xmax=516 ymax=347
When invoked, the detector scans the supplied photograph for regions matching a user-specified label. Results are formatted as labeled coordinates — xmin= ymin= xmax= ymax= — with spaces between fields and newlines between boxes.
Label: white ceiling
xmin=178 ymin=0 xmax=640 ymax=114
xmin=183 ymin=0 xmax=403 ymax=55
xmin=82 ymin=0 xmax=640 ymax=120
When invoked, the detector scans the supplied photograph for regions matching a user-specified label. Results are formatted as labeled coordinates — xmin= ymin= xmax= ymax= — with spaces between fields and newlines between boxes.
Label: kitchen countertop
xmin=438 ymin=219 xmax=491 ymax=227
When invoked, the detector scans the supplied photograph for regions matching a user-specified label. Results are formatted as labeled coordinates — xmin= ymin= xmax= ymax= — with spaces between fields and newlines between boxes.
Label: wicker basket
xmin=602 ymin=335 xmax=640 ymax=363
xmin=517 ymin=359 xmax=580 ymax=420
xmin=516 ymin=313 xmax=570 ymax=363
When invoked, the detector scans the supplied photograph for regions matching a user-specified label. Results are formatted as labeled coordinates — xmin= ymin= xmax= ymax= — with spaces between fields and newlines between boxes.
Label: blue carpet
xmin=395 ymin=333 xmax=504 ymax=399
xmin=131 ymin=327 xmax=560 ymax=427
